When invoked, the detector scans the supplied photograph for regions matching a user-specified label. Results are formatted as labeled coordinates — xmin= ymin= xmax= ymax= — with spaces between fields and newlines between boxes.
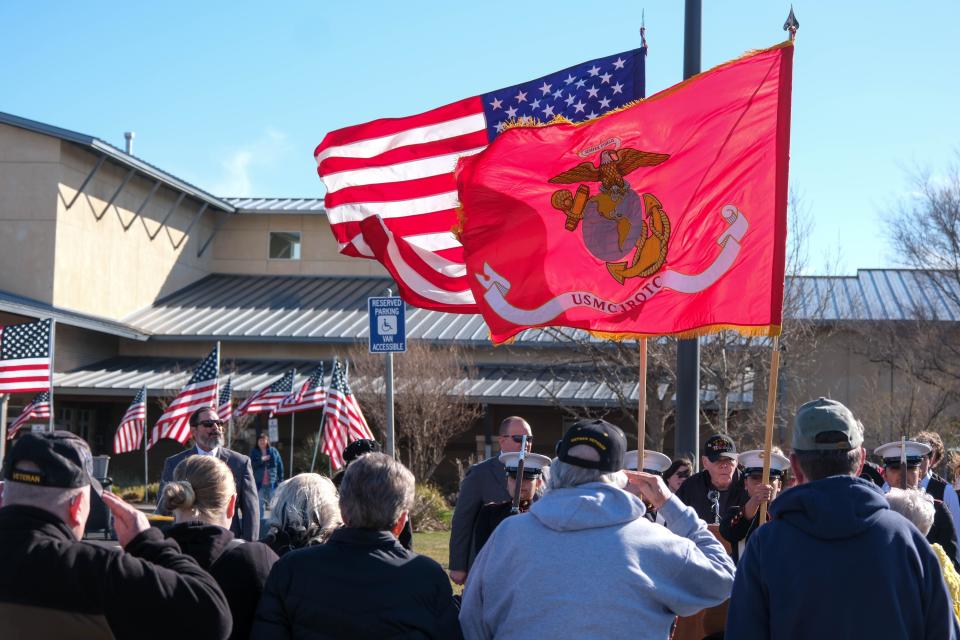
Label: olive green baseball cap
xmin=792 ymin=397 xmax=864 ymax=451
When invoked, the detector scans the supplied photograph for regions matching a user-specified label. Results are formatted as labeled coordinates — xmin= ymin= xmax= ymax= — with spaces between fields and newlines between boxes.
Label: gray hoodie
xmin=459 ymin=482 xmax=736 ymax=639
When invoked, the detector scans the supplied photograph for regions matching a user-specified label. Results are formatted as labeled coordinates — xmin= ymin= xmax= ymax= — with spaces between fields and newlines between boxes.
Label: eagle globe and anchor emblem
xmin=549 ymin=138 xmax=670 ymax=284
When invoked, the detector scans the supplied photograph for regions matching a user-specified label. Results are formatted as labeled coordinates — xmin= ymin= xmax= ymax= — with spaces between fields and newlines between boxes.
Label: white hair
xmin=267 ymin=473 xmax=342 ymax=544
xmin=886 ymin=488 xmax=936 ymax=535
xmin=547 ymin=445 xmax=627 ymax=491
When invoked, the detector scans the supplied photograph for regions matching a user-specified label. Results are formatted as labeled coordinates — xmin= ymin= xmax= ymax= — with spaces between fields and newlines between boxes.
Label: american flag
xmin=149 ymin=345 xmax=220 ymax=447
xmin=217 ymin=377 xmax=234 ymax=423
xmin=275 ymin=363 xmax=325 ymax=415
xmin=113 ymin=386 xmax=146 ymax=454
xmin=7 ymin=391 xmax=51 ymax=440
xmin=237 ymin=369 xmax=297 ymax=416
xmin=321 ymin=359 xmax=373 ymax=470
xmin=0 ymin=318 xmax=52 ymax=394
xmin=314 ymin=48 xmax=646 ymax=313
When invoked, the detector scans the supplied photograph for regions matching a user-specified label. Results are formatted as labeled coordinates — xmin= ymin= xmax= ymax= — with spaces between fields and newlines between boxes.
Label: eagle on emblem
xmin=549 ymin=148 xmax=670 ymax=193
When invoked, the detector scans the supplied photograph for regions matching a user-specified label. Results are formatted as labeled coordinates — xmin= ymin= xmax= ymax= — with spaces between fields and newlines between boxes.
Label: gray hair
xmin=339 ymin=453 xmax=415 ymax=531
xmin=547 ymin=445 xmax=627 ymax=491
xmin=886 ymin=488 xmax=936 ymax=535
xmin=267 ymin=473 xmax=342 ymax=544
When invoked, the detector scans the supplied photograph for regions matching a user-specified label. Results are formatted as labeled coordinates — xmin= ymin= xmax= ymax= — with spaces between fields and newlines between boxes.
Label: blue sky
xmin=2 ymin=1 xmax=957 ymax=274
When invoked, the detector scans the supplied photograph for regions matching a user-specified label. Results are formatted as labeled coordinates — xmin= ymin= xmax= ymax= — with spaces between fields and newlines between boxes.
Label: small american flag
xmin=149 ymin=345 xmax=220 ymax=447
xmin=237 ymin=369 xmax=297 ymax=416
xmin=314 ymin=48 xmax=646 ymax=312
xmin=7 ymin=391 xmax=51 ymax=439
xmin=321 ymin=359 xmax=373 ymax=470
xmin=0 ymin=318 xmax=52 ymax=394
xmin=217 ymin=377 xmax=234 ymax=423
xmin=275 ymin=363 xmax=325 ymax=415
xmin=114 ymin=386 xmax=146 ymax=454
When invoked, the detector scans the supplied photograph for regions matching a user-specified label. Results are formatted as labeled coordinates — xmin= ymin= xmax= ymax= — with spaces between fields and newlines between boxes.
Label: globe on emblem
xmin=581 ymin=185 xmax=645 ymax=263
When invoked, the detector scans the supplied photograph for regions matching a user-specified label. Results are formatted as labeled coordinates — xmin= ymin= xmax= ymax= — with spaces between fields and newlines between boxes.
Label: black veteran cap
xmin=557 ymin=419 xmax=626 ymax=472
xmin=343 ymin=439 xmax=382 ymax=465
xmin=2 ymin=431 xmax=102 ymax=496
xmin=704 ymin=434 xmax=738 ymax=462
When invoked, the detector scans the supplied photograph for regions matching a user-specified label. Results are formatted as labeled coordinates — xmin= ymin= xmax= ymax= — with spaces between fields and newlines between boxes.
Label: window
xmin=269 ymin=231 xmax=301 ymax=260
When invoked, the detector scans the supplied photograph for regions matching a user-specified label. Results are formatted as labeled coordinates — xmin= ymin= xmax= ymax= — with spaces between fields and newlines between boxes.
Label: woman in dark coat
xmin=162 ymin=455 xmax=279 ymax=640
xmin=260 ymin=473 xmax=342 ymax=556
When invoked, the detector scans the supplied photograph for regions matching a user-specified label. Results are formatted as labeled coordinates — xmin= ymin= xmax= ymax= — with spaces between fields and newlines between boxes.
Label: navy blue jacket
xmin=726 ymin=475 xmax=960 ymax=639
xmin=250 ymin=446 xmax=284 ymax=489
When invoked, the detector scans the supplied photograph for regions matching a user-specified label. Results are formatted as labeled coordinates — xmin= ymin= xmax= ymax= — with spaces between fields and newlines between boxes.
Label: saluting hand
xmin=623 ymin=470 xmax=671 ymax=509
xmin=102 ymin=491 xmax=151 ymax=548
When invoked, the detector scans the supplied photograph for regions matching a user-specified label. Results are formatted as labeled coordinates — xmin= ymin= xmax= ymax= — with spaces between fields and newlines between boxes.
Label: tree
xmin=348 ymin=341 xmax=482 ymax=482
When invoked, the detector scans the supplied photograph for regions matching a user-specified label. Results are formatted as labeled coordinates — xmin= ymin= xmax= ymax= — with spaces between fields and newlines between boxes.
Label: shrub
xmin=411 ymin=483 xmax=452 ymax=532
xmin=110 ymin=482 xmax=160 ymax=503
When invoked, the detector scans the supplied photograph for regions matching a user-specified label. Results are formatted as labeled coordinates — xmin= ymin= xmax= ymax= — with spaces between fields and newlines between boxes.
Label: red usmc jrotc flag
xmin=0 ymin=318 xmax=52 ymax=394
xmin=7 ymin=391 xmax=51 ymax=439
xmin=456 ymin=43 xmax=793 ymax=343
xmin=114 ymin=386 xmax=146 ymax=454
xmin=150 ymin=345 xmax=220 ymax=447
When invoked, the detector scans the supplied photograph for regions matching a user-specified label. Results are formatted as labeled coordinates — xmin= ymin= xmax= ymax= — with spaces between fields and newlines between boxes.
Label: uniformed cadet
xmin=719 ymin=449 xmax=790 ymax=563
xmin=625 ymin=449 xmax=672 ymax=524
xmin=877 ymin=439 xmax=960 ymax=571
xmin=470 ymin=452 xmax=551 ymax=560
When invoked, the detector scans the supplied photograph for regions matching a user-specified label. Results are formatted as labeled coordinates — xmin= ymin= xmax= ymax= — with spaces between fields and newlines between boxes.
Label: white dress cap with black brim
xmin=499 ymin=452 xmax=552 ymax=477
xmin=874 ymin=440 xmax=931 ymax=466
xmin=738 ymin=449 xmax=790 ymax=477
xmin=623 ymin=450 xmax=672 ymax=474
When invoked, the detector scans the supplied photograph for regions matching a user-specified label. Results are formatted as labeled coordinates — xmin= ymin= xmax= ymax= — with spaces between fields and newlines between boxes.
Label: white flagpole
xmin=290 ymin=413 xmax=296 ymax=474
xmin=48 ymin=319 xmax=56 ymax=433
xmin=0 ymin=394 xmax=8 ymax=462
xmin=143 ymin=387 xmax=149 ymax=503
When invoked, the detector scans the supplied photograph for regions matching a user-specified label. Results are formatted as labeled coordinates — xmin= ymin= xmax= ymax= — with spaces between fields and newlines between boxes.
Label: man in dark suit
xmin=448 ymin=416 xmax=532 ymax=585
xmin=155 ymin=406 xmax=259 ymax=540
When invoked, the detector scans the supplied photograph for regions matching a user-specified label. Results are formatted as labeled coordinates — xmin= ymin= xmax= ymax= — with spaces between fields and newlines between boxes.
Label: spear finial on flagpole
xmin=783 ymin=5 xmax=799 ymax=41
xmin=640 ymin=9 xmax=648 ymax=49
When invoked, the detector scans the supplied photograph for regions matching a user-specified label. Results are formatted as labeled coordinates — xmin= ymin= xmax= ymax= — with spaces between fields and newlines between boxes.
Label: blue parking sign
xmin=368 ymin=297 xmax=406 ymax=353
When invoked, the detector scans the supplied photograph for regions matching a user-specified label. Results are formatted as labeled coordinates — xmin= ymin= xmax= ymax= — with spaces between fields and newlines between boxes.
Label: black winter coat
xmin=0 ymin=505 xmax=231 ymax=640
xmin=166 ymin=522 xmax=278 ymax=640
xmin=252 ymin=526 xmax=463 ymax=639
xmin=675 ymin=468 xmax=746 ymax=524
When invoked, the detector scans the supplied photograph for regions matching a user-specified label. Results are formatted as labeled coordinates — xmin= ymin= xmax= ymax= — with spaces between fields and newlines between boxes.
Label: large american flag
xmin=0 ymin=318 xmax=52 ymax=394
xmin=321 ymin=359 xmax=373 ymax=470
xmin=275 ymin=363 xmax=325 ymax=415
xmin=217 ymin=377 xmax=234 ymax=423
xmin=7 ymin=391 xmax=51 ymax=439
xmin=237 ymin=369 xmax=297 ymax=416
xmin=149 ymin=345 xmax=220 ymax=447
xmin=314 ymin=48 xmax=646 ymax=312
xmin=114 ymin=386 xmax=146 ymax=454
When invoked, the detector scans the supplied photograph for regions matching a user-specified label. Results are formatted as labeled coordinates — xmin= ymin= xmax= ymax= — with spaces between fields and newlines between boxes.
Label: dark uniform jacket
xmin=0 ymin=505 xmax=232 ymax=640
xmin=719 ymin=503 xmax=768 ymax=564
xmin=252 ymin=526 xmax=463 ymax=639
xmin=471 ymin=501 xmax=528 ymax=562
xmin=929 ymin=498 xmax=960 ymax=572
xmin=449 ymin=456 xmax=509 ymax=573
xmin=166 ymin=522 xmax=278 ymax=640
xmin=156 ymin=446 xmax=260 ymax=541
xmin=675 ymin=468 xmax=746 ymax=524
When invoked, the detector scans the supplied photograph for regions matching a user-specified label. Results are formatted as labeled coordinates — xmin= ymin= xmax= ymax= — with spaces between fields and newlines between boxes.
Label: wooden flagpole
xmin=758 ymin=337 xmax=781 ymax=525
xmin=638 ymin=339 xmax=648 ymax=468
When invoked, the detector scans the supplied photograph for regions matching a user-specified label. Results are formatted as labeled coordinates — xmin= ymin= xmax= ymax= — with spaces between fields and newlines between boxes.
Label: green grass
xmin=413 ymin=530 xmax=462 ymax=595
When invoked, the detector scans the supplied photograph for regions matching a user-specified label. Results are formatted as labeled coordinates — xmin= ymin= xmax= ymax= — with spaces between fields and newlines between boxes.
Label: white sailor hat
xmin=874 ymin=440 xmax=932 ymax=467
xmin=623 ymin=450 xmax=672 ymax=474
xmin=738 ymin=449 xmax=790 ymax=477
xmin=499 ymin=452 xmax=552 ymax=478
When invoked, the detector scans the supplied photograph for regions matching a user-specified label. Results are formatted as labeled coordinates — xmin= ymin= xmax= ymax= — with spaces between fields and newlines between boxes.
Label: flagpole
xmin=638 ymin=339 xmax=647 ymax=468
xmin=289 ymin=412 xmax=296 ymax=474
xmin=758 ymin=337 xmax=781 ymax=525
xmin=48 ymin=319 xmax=56 ymax=433
xmin=0 ymin=394 xmax=8 ymax=462
xmin=143 ymin=387 xmax=149 ymax=503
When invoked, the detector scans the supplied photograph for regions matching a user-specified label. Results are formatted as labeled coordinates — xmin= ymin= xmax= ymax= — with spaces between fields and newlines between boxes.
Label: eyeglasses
xmin=500 ymin=435 xmax=532 ymax=444
xmin=197 ymin=419 xmax=224 ymax=428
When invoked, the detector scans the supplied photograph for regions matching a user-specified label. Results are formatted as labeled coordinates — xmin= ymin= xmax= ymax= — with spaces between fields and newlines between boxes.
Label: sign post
xmin=369 ymin=293 xmax=405 ymax=457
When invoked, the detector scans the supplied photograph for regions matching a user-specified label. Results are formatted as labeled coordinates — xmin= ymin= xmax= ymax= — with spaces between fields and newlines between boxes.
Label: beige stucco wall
xmin=55 ymin=324 xmax=120 ymax=371
xmin=0 ymin=124 xmax=60 ymax=304
xmin=53 ymin=143 xmax=216 ymax=319
xmin=210 ymin=213 xmax=388 ymax=277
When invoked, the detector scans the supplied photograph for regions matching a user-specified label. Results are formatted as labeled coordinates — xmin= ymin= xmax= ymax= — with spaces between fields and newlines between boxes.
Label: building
xmin=1 ymin=111 xmax=956 ymax=488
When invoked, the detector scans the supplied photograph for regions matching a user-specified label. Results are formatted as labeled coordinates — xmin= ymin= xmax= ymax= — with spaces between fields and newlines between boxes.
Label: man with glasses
xmin=448 ymin=416 xmax=533 ymax=585
xmin=676 ymin=434 xmax=747 ymax=524
xmin=155 ymin=406 xmax=260 ymax=540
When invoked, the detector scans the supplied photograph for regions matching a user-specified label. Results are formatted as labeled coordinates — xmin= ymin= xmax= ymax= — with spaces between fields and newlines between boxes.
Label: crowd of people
xmin=2 ymin=399 xmax=960 ymax=638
